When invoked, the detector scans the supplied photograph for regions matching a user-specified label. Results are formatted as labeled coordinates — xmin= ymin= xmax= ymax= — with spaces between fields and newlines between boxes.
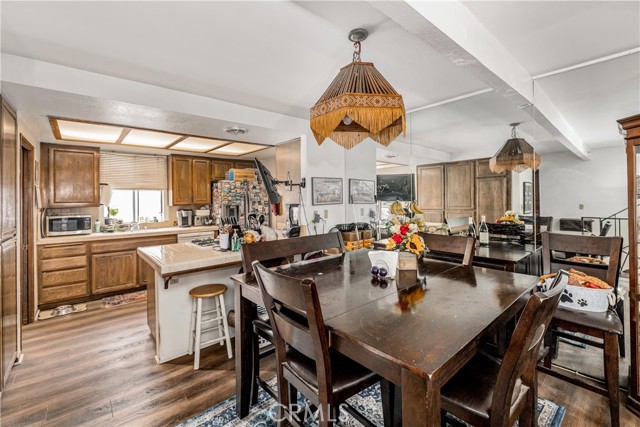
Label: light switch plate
xmin=323 ymin=209 xmax=328 ymax=219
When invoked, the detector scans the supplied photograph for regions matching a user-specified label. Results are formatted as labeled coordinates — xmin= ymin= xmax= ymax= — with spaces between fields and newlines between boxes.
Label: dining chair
xmin=240 ymin=232 xmax=346 ymax=401
xmin=252 ymin=260 xmax=392 ymax=427
xmin=418 ymin=232 xmax=475 ymax=265
xmin=440 ymin=277 xmax=565 ymax=427
xmin=538 ymin=231 xmax=623 ymax=427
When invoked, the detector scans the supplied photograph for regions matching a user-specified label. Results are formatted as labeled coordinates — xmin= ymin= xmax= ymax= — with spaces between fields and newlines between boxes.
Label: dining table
xmin=231 ymin=249 xmax=538 ymax=426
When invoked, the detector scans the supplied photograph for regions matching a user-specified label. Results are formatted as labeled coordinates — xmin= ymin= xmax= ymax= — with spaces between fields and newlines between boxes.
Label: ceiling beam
xmin=371 ymin=0 xmax=590 ymax=160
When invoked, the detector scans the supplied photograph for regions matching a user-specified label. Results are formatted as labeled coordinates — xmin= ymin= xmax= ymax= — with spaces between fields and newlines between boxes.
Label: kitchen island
xmin=137 ymin=243 xmax=242 ymax=363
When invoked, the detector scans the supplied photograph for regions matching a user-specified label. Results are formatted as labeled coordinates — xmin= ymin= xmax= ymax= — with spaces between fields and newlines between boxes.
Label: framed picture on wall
xmin=312 ymin=177 xmax=343 ymax=205
xmin=523 ymin=182 xmax=533 ymax=214
xmin=349 ymin=179 xmax=376 ymax=204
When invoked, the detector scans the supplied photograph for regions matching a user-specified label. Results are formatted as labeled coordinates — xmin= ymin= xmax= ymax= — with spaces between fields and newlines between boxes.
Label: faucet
xmin=130 ymin=222 xmax=140 ymax=232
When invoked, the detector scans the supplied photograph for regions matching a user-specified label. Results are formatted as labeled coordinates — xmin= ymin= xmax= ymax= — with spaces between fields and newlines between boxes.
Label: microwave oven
xmin=45 ymin=215 xmax=93 ymax=237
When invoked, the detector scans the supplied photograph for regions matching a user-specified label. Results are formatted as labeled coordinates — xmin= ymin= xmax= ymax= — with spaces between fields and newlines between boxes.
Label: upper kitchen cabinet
xmin=1 ymin=99 xmax=17 ymax=242
xmin=211 ymin=159 xmax=233 ymax=181
xmin=233 ymin=160 xmax=255 ymax=169
xmin=169 ymin=155 xmax=211 ymax=206
xmin=41 ymin=143 xmax=100 ymax=207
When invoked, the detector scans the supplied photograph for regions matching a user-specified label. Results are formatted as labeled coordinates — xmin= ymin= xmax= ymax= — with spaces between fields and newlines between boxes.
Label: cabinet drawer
xmin=40 ymin=282 xmax=89 ymax=304
xmin=41 ymin=255 xmax=87 ymax=272
xmin=41 ymin=268 xmax=88 ymax=288
xmin=91 ymin=235 xmax=177 ymax=254
xmin=41 ymin=244 xmax=87 ymax=259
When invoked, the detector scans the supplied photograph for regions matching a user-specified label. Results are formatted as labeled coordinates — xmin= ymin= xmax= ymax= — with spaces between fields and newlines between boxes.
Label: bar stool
xmin=188 ymin=284 xmax=233 ymax=370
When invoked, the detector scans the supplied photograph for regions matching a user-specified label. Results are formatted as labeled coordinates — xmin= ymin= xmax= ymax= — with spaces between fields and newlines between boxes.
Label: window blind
xmin=100 ymin=151 xmax=168 ymax=190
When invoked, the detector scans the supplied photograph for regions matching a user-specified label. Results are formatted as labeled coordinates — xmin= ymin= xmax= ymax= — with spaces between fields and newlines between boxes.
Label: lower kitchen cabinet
xmin=91 ymin=251 xmax=137 ymax=294
xmin=38 ymin=242 xmax=89 ymax=306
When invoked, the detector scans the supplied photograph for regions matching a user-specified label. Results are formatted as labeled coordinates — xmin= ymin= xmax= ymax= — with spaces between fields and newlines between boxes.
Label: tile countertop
xmin=137 ymin=243 xmax=242 ymax=275
xmin=37 ymin=225 xmax=217 ymax=245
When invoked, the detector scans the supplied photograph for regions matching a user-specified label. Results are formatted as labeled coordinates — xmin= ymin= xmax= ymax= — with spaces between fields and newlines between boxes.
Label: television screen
xmin=254 ymin=158 xmax=281 ymax=205
xmin=376 ymin=174 xmax=415 ymax=201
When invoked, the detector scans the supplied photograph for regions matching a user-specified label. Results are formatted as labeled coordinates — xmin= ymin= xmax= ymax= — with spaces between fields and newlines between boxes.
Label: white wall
xmin=539 ymin=146 xmax=627 ymax=231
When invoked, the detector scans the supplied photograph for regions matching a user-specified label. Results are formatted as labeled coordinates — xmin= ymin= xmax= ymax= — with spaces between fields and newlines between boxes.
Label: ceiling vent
xmin=224 ymin=126 xmax=249 ymax=136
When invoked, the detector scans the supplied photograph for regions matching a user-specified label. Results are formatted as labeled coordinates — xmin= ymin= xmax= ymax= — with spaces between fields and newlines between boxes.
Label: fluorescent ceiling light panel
xmin=55 ymin=120 xmax=123 ymax=143
xmin=121 ymin=129 xmax=182 ymax=148
xmin=376 ymin=161 xmax=404 ymax=169
xmin=171 ymin=137 xmax=229 ymax=152
xmin=211 ymin=142 xmax=267 ymax=156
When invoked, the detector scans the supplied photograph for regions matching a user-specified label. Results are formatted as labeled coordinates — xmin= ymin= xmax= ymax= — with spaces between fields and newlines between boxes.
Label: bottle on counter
xmin=467 ymin=216 xmax=477 ymax=239
xmin=94 ymin=219 xmax=101 ymax=233
xmin=231 ymin=233 xmax=240 ymax=252
xmin=479 ymin=215 xmax=489 ymax=246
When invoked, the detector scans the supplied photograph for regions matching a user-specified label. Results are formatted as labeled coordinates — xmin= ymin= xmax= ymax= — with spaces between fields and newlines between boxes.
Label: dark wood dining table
xmin=231 ymin=250 xmax=538 ymax=426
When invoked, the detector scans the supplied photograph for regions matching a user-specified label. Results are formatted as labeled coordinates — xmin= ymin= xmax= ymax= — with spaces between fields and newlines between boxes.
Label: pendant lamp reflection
xmin=489 ymin=123 xmax=541 ymax=173
xmin=310 ymin=28 xmax=406 ymax=150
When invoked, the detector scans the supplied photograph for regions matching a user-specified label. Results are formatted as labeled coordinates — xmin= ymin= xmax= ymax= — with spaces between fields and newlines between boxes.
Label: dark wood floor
xmin=1 ymin=300 xmax=639 ymax=426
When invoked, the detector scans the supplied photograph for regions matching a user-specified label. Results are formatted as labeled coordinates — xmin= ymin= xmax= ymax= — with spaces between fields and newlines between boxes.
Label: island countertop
xmin=137 ymin=242 xmax=242 ymax=276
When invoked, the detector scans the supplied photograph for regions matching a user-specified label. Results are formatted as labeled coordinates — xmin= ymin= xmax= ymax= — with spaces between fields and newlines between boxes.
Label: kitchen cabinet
xmin=476 ymin=175 xmax=510 ymax=223
xmin=38 ymin=242 xmax=89 ymax=306
xmin=41 ymin=143 xmax=100 ymax=207
xmin=416 ymin=164 xmax=444 ymax=223
xmin=1 ymin=240 xmax=17 ymax=387
xmin=169 ymin=155 xmax=212 ymax=206
xmin=445 ymin=161 xmax=475 ymax=212
xmin=1 ymin=100 xmax=17 ymax=241
xmin=91 ymin=251 xmax=137 ymax=294
xmin=233 ymin=160 xmax=255 ymax=169
xmin=211 ymin=159 xmax=233 ymax=181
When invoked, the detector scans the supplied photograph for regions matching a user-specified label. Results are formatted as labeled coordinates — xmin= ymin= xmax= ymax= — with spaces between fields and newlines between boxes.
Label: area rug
xmin=178 ymin=378 xmax=565 ymax=427
xmin=102 ymin=290 xmax=147 ymax=308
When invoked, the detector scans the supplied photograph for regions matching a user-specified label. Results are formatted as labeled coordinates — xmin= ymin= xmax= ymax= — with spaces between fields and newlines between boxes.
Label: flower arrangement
xmin=385 ymin=220 xmax=426 ymax=255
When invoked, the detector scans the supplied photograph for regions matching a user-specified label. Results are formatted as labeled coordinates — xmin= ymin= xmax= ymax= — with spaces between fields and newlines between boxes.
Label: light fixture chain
xmin=353 ymin=41 xmax=361 ymax=62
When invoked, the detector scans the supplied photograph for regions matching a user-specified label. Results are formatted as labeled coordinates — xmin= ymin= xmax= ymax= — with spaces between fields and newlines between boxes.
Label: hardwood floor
xmin=1 ymin=299 xmax=639 ymax=426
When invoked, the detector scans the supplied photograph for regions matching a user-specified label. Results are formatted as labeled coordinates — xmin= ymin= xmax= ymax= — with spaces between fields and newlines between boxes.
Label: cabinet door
xmin=417 ymin=165 xmax=444 ymax=211
xmin=233 ymin=160 xmax=255 ymax=169
xmin=1 ymin=101 xmax=17 ymax=241
xmin=211 ymin=159 xmax=232 ymax=180
xmin=476 ymin=176 xmax=509 ymax=224
xmin=137 ymin=255 xmax=156 ymax=287
xmin=91 ymin=251 xmax=137 ymax=294
xmin=192 ymin=158 xmax=211 ymax=205
xmin=170 ymin=156 xmax=192 ymax=206
xmin=46 ymin=145 xmax=100 ymax=206
xmin=475 ymin=158 xmax=507 ymax=178
xmin=445 ymin=161 xmax=475 ymax=210
xmin=1 ymin=240 xmax=17 ymax=388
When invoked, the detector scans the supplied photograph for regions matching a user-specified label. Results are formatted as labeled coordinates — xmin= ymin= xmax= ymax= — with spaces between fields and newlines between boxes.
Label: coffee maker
xmin=177 ymin=209 xmax=193 ymax=227
xmin=194 ymin=209 xmax=212 ymax=226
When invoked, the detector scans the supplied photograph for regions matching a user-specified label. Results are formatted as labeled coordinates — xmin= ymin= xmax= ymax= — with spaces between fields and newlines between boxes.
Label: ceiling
xmin=1 ymin=1 xmax=638 ymax=161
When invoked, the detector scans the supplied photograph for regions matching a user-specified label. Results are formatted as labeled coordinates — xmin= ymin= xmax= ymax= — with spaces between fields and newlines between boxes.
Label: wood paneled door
xmin=1 ymin=100 xmax=17 ymax=241
xmin=445 ymin=161 xmax=475 ymax=211
xmin=417 ymin=164 xmax=445 ymax=223
xmin=1 ymin=239 xmax=17 ymax=388
xmin=476 ymin=176 xmax=510 ymax=224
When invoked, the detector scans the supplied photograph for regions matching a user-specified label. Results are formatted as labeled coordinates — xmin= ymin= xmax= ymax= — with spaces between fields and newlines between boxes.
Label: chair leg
xmin=519 ymin=384 xmax=537 ymax=427
xmin=615 ymin=299 xmax=625 ymax=358
xmin=218 ymin=294 xmax=233 ymax=359
xmin=543 ymin=326 xmax=553 ymax=369
xmin=193 ymin=298 xmax=203 ymax=370
xmin=188 ymin=298 xmax=195 ymax=355
xmin=604 ymin=333 xmax=620 ymax=427
xmin=251 ymin=331 xmax=260 ymax=404
xmin=380 ymin=379 xmax=402 ymax=427
xmin=276 ymin=373 xmax=293 ymax=427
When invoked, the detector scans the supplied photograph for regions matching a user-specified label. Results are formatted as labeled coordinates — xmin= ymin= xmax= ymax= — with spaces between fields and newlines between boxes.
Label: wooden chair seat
xmin=442 ymin=352 xmax=528 ymax=427
xmin=188 ymin=284 xmax=227 ymax=299
xmin=284 ymin=348 xmax=379 ymax=403
xmin=553 ymin=306 xmax=623 ymax=335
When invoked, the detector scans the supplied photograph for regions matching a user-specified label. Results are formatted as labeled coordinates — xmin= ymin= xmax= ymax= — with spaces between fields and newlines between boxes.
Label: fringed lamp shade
xmin=310 ymin=62 xmax=406 ymax=149
xmin=489 ymin=137 xmax=541 ymax=173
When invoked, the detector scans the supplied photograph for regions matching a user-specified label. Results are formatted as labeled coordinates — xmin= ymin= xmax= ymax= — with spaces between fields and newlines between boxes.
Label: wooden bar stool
xmin=188 ymin=284 xmax=233 ymax=370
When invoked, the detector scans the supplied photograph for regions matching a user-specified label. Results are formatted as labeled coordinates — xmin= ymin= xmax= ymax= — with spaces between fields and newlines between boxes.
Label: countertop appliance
xmin=177 ymin=209 xmax=193 ymax=227
xmin=44 ymin=214 xmax=93 ymax=237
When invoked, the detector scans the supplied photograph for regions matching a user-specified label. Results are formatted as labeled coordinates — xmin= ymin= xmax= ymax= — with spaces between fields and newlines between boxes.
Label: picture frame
xmin=349 ymin=179 xmax=376 ymax=204
xmin=312 ymin=177 xmax=343 ymax=205
xmin=523 ymin=181 xmax=533 ymax=214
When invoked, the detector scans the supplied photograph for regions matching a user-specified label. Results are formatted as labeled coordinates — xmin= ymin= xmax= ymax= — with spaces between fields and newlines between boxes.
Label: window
xmin=107 ymin=189 xmax=164 ymax=223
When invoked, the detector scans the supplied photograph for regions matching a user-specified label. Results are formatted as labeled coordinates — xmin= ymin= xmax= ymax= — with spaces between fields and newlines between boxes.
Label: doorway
xmin=20 ymin=136 xmax=34 ymax=324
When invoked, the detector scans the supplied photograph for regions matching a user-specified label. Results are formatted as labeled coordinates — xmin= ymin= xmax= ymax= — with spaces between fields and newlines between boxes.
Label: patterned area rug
xmin=178 ymin=378 xmax=565 ymax=427
xmin=102 ymin=290 xmax=147 ymax=308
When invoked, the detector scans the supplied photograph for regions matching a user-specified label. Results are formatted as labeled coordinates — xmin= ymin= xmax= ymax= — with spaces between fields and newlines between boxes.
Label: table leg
xmin=401 ymin=369 xmax=440 ymax=427
xmin=604 ymin=333 xmax=620 ymax=427
xmin=235 ymin=286 xmax=256 ymax=418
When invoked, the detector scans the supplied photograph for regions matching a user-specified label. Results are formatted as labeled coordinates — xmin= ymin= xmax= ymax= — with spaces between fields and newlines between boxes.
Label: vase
xmin=397 ymin=251 xmax=418 ymax=288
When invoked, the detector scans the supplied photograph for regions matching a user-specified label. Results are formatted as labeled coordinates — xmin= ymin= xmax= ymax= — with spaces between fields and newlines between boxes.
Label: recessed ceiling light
xmin=171 ymin=137 xmax=230 ymax=152
xmin=224 ymin=126 xmax=249 ymax=136
xmin=121 ymin=129 xmax=182 ymax=148
xmin=53 ymin=119 xmax=123 ymax=143
xmin=210 ymin=142 xmax=266 ymax=156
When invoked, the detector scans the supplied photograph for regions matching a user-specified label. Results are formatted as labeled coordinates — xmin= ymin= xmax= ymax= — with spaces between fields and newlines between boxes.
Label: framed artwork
xmin=349 ymin=179 xmax=376 ymax=204
xmin=523 ymin=182 xmax=533 ymax=214
xmin=312 ymin=177 xmax=343 ymax=205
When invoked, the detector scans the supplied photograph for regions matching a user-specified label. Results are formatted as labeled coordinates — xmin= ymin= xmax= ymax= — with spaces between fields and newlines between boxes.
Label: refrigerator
xmin=211 ymin=180 xmax=270 ymax=228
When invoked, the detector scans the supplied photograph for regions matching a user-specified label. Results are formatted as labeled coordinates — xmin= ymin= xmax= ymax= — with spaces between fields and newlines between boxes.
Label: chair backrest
xmin=491 ymin=281 xmax=566 ymax=426
xmin=241 ymin=232 xmax=345 ymax=274
xmin=541 ymin=232 xmax=623 ymax=291
xmin=418 ymin=232 xmax=475 ymax=266
xmin=252 ymin=260 xmax=333 ymax=392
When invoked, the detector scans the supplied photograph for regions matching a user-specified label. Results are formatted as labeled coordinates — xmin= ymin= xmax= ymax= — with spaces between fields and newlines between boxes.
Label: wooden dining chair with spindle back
xmin=538 ymin=231 xmax=623 ymax=427
xmin=252 ymin=260 xmax=392 ymax=427
xmin=441 ymin=278 xmax=566 ymax=427
xmin=417 ymin=232 xmax=476 ymax=266
xmin=239 ymin=232 xmax=345 ymax=401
